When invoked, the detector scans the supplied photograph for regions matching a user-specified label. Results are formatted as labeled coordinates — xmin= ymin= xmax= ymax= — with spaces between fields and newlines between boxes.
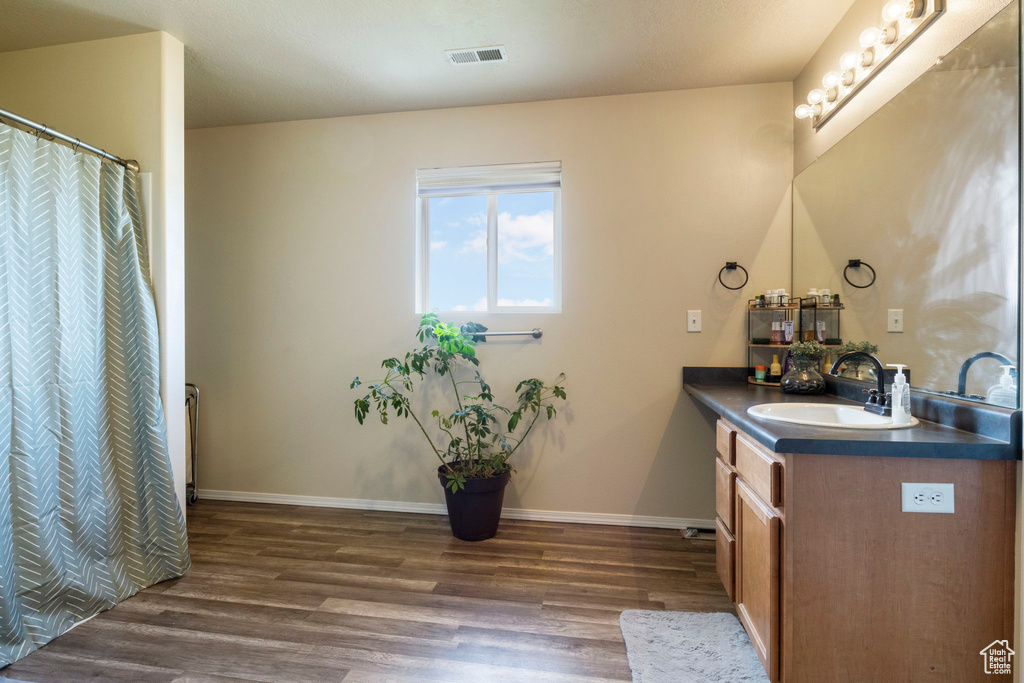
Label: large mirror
xmin=793 ymin=0 xmax=1021 ymax=408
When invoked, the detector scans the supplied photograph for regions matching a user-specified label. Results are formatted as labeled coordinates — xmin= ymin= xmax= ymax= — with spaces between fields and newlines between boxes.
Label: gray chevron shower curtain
xmin=0 ymin=123 xmax=190 ymax=666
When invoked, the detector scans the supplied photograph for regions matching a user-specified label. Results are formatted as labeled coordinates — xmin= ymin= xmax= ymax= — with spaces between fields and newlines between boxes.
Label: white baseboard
xmin=196 ymin=489 xmax=715 ymax=531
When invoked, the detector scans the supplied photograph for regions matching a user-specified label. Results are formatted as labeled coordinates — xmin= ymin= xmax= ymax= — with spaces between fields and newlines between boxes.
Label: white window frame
xmin=416 ymin=162 xmax=562 ymax=315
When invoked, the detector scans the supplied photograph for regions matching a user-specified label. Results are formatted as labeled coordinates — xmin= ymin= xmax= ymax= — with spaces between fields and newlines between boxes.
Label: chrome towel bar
xmin=483 ymin=328 xmax=543 ymax=338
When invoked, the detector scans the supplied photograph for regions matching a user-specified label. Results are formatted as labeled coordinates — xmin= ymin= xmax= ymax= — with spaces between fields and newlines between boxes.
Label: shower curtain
xmin=0 ymin=123 xmax=190 ymax=667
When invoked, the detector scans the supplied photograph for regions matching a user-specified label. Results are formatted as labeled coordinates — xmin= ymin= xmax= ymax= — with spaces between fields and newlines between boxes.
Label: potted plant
xmin=350 ymin=312 xmax=567 ymax=541
xmin=837 ymin=341 xmax=880 ymax=381
xmin=781 ymin=340 xmax=828 ymax=394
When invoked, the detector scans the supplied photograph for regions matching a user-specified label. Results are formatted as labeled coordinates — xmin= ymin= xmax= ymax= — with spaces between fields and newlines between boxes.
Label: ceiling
xmin=1 ymin=0 xmax=856 ymax=129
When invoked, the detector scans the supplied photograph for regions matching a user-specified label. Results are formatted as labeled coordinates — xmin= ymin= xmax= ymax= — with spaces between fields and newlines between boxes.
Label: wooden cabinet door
xmin=735 ymin=478 xmax=780 ymax=682
xmin=715 ymin=516 xmax=736 ymax=601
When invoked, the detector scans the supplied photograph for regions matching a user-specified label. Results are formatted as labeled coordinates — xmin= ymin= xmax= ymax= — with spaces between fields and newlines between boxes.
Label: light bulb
xmin=882 ymin=0 xmax=909 ymax=22
xmin=807 ymin=89 xmax=826 ymax=105
xmin=839 ymin=52 xmax=859 ymax=71
xmin=859 ymin=27 xmax=882 ymax=48
xmin=795 ymin=104 xmax=813 ymax=120
xmin=822 ymin=71 xmax=842 ymax=89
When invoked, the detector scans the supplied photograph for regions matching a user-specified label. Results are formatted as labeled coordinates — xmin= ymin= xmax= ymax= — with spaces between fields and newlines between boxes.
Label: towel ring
xmin=843 ymin=259 xmax=876 ymax=289
xmin=717 ymin=262 xmax=749 ymax=290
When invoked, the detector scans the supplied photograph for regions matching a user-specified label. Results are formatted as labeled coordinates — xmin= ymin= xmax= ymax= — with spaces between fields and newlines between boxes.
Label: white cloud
xmin=497 ymin=297 xmax=553 ymax=307
xmin=457 ymin=210 xmax=554 ymax=261
xmin=458 ymin=230 xmax=487 ymax=255
xmin=429 ymin=241 xmax=448 ymax=250
xmin=452 ymin=297 xmax=487 ymax=312
xmin=466 ymin=212 xmax=487 ymax=227
xmin=497 ymin=210 xmax=554 ymax=262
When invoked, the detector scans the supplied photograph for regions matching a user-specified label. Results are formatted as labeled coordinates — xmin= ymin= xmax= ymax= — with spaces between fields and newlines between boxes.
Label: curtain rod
xmin=0 ymin=107 xmax=139 ymax=173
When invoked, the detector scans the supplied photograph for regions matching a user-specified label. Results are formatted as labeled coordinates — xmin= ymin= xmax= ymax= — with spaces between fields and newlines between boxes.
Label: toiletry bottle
xmin=755 ymin=365 xmax=767 ymax=383
xmin=769 ymin=355 xmax=782 ymax=383
xmin=886 ymin=364 xmax=912 ymax=424
xmin=832 ymin=293 xmax=841 ymax=307
xmin=820 ymin=289 xmax=831 ymax=307
xmin=815 ymin=320 xmax=826 ymax=343
xmin=986 ymin=365 xmax=1017 ymax=408
xmin=783 ymin=319 xmax=794 ymax=343
xmin=806 ymin=288 xmax=818 ymax=307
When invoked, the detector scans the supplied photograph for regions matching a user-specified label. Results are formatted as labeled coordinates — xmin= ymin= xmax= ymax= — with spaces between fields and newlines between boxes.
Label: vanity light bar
xmin=796 ymin=0 xmax=945 ymax=129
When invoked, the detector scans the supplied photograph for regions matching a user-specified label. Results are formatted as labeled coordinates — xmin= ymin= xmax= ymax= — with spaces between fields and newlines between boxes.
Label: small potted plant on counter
xmin=781 ymin=340 xmax=828 ymax=394
xmin=836 ymin=341 xmax=880 ymax=381
xmin=350 ymin=312 xmax=567 ymax=541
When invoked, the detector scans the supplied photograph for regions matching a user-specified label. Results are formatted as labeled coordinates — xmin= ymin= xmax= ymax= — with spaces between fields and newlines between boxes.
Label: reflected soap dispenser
xmin=986 ymin=366 xmax=1017 ymax=408
xmin=886 ymin=364 xmax=911 ymax=425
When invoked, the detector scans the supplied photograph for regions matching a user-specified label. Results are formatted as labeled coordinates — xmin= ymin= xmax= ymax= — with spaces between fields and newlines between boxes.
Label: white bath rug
xmin=619 ymin=610 xmax=769 ymax=683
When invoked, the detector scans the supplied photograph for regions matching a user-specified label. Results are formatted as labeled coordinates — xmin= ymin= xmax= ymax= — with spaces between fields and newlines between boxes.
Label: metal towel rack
xmin=483 ymin=329 xmax=543 ymax=338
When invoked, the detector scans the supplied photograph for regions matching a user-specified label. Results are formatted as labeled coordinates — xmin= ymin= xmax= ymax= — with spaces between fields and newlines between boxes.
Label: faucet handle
xmin=865 ymin=389 xmax=879 ymax=404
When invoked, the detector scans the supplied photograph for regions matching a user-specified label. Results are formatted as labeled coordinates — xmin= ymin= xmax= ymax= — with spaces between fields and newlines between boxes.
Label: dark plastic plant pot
xmin=437 ymin=466 xmax=511 ymax=541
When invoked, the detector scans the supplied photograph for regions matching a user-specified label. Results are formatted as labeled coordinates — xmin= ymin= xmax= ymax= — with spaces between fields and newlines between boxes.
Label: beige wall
xmin=793 ymin=0 xmax=1012 ymax=174
xmin=0 ymin=32 xmax=187 ymax=508
xmin=185 ymin=83 xmax=793 ymax=522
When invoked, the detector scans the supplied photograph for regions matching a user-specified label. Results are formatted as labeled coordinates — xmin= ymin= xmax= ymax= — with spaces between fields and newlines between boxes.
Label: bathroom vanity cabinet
xmin=714 ymin=418 xmax=1016 ymax=682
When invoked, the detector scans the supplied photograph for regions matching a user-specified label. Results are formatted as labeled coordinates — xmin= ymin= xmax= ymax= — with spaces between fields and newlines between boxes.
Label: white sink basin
xmin=747 ymin=403 xmax=919 ymax=430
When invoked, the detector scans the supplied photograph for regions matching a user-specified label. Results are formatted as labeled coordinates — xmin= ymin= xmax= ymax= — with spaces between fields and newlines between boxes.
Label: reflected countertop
xmin=684 ymin=372 xmax=1020 ymax=460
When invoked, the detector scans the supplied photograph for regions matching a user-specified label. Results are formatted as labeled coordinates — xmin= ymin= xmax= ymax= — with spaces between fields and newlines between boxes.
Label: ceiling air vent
xmin=445 ymin=45 xmax=508 ymax=66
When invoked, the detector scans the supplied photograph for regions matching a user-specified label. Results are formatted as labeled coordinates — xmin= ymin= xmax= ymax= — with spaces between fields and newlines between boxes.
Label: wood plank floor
xmin=1 ymin=500 xmax=732 ymax=682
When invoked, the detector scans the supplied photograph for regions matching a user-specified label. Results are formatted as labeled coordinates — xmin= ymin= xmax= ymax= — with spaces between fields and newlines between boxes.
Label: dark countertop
xmin=685 ymin=379 xmax=1020 ymax=460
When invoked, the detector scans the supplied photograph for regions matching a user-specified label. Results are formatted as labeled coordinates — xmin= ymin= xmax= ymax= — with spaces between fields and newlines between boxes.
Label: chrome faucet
xmin=957 ymin=352 xmax=1016 ymax=398
xmin=829 ymin=352 xmax=890 ymax=416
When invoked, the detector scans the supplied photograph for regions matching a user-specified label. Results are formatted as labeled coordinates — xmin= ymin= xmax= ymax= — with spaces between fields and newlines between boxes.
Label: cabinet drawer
xmin=735 ymin=434 xmax=783 ymax=508
xmin=715 ymin=516 xmax=735 ymax=601
xmin=716 ymin=420 xmax=736 ymax=464
xmin=715 ymin=456 xmax=736 ymax=530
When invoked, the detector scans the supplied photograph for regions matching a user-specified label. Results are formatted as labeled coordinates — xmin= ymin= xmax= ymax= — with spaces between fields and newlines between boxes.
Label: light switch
xmin=888 ymin=309 xmax=904 ymax=333
xmin=687 ymin=310 xmax=701 ymax=333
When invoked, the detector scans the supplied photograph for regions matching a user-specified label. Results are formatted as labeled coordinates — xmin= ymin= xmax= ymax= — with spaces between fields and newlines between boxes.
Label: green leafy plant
xmin=789 ymin=340 xmax=827 ymax=361
xmin=838 ymin=340 xmax=879 ymax=356
xmin=351 ymin=312 xmax=567 ymax=493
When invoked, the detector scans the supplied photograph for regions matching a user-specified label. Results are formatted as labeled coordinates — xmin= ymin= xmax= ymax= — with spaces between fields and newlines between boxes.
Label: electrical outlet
xmin=687 ymin=310 xmax=701 ymax=333
xmin=888 ymin=309 xmax=904 ymax=333
xmin=901 ymin=483 xmax=954 ymax=513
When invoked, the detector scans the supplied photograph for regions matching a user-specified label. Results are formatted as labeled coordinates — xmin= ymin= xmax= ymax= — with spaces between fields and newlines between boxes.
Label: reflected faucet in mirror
xmin=829 ymin=352 xmax=890 ymax=417
xmin=956 ymin=352 xmax=1017 ymax=399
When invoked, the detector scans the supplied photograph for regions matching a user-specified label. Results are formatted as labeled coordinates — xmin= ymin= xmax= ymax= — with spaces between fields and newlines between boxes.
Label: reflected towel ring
xmin=843 ymin=259 xmax=876 ymax=288
xmin=717 ymin=262 xmax=749 ymax=290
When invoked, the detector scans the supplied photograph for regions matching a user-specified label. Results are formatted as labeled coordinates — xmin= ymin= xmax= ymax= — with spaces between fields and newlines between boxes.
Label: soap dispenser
xmin=886 ymin=364 xmax=912 ymax=424
xmin=986 ymin=365 xmax=1017 ymax=408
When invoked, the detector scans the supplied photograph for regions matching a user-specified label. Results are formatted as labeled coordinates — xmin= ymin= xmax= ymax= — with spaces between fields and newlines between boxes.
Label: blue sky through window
xmin=427 ymin=192 xmax=555 ymax=311
xmin=427 ymin=195 xmax=487 ymax=311
xmin=497 ymin=192 xmax=554 ymax=307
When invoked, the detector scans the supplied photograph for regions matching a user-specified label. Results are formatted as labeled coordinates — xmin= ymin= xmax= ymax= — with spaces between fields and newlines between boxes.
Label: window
xmin=417 ymin=162 xmax=561 ymax=313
